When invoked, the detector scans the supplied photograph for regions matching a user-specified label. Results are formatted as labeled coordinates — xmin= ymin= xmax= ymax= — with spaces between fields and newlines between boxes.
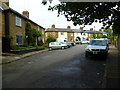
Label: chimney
xmin=1 ymin=0 xmax=9 ymax=6
xmin=80 ymin=27 xmax=84 ymax=30
xmin=22 ymin=11 xmax=29 ymax=18
xmin=67 ymin=26 xmax=71 ymax=29
xmin=51 ymin=24 xmax=55 ymax=28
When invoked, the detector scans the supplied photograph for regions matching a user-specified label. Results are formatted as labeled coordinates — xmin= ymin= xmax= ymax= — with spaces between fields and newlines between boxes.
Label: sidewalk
xmin=1 ymin=49 xmax=48 ymax=64
xmin=102 ymin=45 xmax=120 ymax=88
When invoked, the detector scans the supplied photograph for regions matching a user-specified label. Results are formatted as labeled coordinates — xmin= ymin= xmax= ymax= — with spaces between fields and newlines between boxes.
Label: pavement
xmin=1 ymin=49 xmax=48 ymax=64
xmin=1 ymin=45 xmax=120 ymax=88
xmin=102 ymin=45 xmax=120 ymax=88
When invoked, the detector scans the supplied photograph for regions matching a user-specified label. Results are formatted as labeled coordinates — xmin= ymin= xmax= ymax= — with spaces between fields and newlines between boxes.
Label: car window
xmin=56 ymin=42 xmax=60 ymax=45
xmin=89 ymin=40 xmax=107 ymax=46
xmin=51 ymin=42 xmax=56 ymax=45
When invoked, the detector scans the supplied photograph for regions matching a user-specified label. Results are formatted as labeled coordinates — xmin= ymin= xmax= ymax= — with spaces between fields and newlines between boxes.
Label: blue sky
xmin=9 ymin=0 xmax=103 ymax=30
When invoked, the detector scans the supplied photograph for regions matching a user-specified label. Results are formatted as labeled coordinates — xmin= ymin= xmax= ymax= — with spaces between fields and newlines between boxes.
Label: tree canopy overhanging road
xmin=42 ymin=0 xmax=120 ymax=50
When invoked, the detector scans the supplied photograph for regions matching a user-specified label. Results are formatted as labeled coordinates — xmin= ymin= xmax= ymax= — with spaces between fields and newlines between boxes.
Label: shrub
xmin=11 ymin=45 xmax=18 ymax=50
xmin=38 ymin=39 xmax=44 ymax=46
xmin=46 ymin=36 xmax=56 ymax=43
xmin=36 ymin=46 xmax=45 ymax=50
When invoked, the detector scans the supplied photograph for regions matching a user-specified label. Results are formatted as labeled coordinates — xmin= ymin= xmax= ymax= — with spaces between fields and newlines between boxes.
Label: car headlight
xmin=85 ymin=48 xmax=91 ymax=51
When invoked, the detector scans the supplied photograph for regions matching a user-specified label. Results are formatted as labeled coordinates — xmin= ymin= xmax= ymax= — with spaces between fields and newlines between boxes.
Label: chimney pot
xmin=51 ymin=24 xmax=55 ymax=28
xmin=22 ymin=11 xmax=29 ymax=18
xmin=67 ymin=26 xmax=71 ymax=29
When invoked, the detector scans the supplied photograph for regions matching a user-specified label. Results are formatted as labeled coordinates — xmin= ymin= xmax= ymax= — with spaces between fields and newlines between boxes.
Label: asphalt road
xmin=2 ymin=44 xmax=107 ymax=88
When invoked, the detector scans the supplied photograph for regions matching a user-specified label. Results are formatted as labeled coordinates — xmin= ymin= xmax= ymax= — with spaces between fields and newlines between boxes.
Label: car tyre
xmin=61 ymin=46 xmax=65 ymax=49
xmin=85 ymin=52 xmax=89 ymax=57
xmin=49 ymin=47 xmax=52 ymax=51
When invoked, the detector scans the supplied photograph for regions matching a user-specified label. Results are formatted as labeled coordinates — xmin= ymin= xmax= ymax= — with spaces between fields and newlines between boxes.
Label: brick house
xmin=45 ymin=24 xmax=74 ymax=41
xmin=45 ymin=24 xmax=91 ymax=42
xmin=1 ymin=2 xmax=45 ymax=52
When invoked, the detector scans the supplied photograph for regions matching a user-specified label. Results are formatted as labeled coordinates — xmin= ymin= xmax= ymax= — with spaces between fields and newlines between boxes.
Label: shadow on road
xmin=86 ymin=55 xmax=108 ymax=61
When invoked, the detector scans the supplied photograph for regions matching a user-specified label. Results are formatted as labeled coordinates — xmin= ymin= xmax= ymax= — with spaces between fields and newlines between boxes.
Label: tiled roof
xmin=46 ymin=28 xmax=83 ymax=33
xmin=46 ymin=28 xmax=107 ymax=34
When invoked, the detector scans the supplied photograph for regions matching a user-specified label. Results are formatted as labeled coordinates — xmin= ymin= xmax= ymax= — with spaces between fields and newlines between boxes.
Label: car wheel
xmin=85 ymin=52 xmax=89 ymax=57
xmin=61 ymin=46 xmax=65 ymax=49
xmin=49 ymin=47 xmax=52 ymax=51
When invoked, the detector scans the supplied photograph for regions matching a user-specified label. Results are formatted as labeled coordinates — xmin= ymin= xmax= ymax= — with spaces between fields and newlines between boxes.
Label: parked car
xmin=63 ymin=42 xmax=72 ymax=48
xmin=81 ymin=40 xmax=90 ymax=44
xmin=85 ymin=39 xmax=109 ymax=58
xmin=49 ymin=42 xmax=68 ymax=50
xmin=67 ymin=41 xmax=76 ymax=46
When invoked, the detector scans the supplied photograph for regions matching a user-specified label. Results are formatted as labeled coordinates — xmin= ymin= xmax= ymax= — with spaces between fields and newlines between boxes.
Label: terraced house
xmin=45 ymin=24 xmax=75 ymax=42
xmin=1 ymin=1 xmax=45 ymax=52
xmin=45 ymin=24 xmax=90 ymax=42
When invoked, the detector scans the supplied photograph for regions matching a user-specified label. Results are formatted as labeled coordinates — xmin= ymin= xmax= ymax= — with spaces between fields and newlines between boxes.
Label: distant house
xmin=1 ymin=2 xmax=45 ymax=52
xmin=45 ymin=24 xmax=90 ymax=42
xmin=73 ymin=29 xmax=89 ymax=41
xmin=45 ymin=25 xmax=74 ymax=41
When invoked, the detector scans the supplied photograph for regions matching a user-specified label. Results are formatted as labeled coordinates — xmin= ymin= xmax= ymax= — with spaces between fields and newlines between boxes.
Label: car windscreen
xmin=89 ymin=40 xmax=107 ymax=46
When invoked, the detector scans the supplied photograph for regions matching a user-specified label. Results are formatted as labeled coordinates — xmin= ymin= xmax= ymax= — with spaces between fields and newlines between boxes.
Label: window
xmin=38 ymin=27 xmax=40 ymax=31
xmin=61 ymin=32 xmax=64 ymax=35
xmin=16 ymin=34 xmax=22 ymax=45
xmin=83 ymin=33 xmax=86 ymax=36
xmin=42 ymin=29 xmax=44 ymax=35
xmin=15 ymin=16 xmax=22 ymax=27
xmin=52 ymin=32 xmax=56 ymax=36
xmin=71 ymin=33 xmax=73 ymax=36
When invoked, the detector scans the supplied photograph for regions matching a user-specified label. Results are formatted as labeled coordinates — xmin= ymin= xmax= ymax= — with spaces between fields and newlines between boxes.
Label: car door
xmin=51 ymin=42 xmax=56 ymax=49
xmin=56 ymin=42 xmax=61 ymax=49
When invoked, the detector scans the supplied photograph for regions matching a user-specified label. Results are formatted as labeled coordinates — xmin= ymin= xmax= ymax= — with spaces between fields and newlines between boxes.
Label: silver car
xmin=49 ymin=42 xmax=68 ymax=50
xmin=85 ymin=39 xmax=109 ymax=58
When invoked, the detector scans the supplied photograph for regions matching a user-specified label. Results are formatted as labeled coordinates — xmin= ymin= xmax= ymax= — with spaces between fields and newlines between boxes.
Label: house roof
xmin=0 ymin=3 xmax=45 ymax=30
xmin=46 ymin=28 xmax=107 ymax=34
xmin=46 ymin=28 xmax=83 ymax=33
xmin=46 ymin=28 xmax=72 ymax=32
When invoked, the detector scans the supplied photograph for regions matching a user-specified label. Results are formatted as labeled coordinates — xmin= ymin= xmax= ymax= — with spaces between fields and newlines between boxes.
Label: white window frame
xmin=38 ymin=27 xmax=40 ymax=32
xmin=42 ymin=29 xmax=44 ymax=35
xmin=15 ymin=16 xmax=22 ymax=27
xmin=52 ymin=32 xmax=56 ymax=36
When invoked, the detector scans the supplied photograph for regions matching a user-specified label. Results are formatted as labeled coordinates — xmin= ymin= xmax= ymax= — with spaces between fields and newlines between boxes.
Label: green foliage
xmin=46 ymin=2 xmax=120 ymax=34
xmin=11 ymin=45 xmax=35 ymax=50
xmin=6 ymin=35 xmax=13 ymax=40
xmin=93 ymin=34 xmax=97 ymax=39
xmin=46 ymin=36 xmax=56 ymax=43
xmin=36 ymin=46 xmax=45 ymax=50
xmin=25 ymin=22 xmax=42 ymax=46
xmin=38 ymin=39 xmax=44 ymax=46
xmin=102 ymin=35 xmax=107 ymax=38
xmin=103 ymin=28 xmax=114 ymax=40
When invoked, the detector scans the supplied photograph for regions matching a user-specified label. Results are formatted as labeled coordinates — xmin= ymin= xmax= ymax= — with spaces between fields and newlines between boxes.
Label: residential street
xmin=2 ymin=44 xmax=108 ymax=88
xmin=1 ymin=1 xmax=120 ymax=89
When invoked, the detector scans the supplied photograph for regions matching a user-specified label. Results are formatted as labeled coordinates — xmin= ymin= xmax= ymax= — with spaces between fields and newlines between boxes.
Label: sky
xmin=9 ymin=0 xmax=103 ymax=30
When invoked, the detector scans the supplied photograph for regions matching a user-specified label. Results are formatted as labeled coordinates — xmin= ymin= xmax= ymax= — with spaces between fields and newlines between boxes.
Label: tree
xmin=46 ymin=36 xmax=56 ymax=43
xmin=25 ymin=23 xmax=42 ymax=46
xmin=43 ymin=2 xmax=120 ymax=34
xmin=103 ymin=28 xmax=114 ymax=40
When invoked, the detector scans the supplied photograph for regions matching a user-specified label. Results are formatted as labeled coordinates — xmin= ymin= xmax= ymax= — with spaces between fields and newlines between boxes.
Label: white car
xmin=85 ymin=39 xmax=109 ymax=58
xmin=81 ymin=40 xmax=90 ymax=44
xmin=49 ymin=42 xmax=68 ymax=50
